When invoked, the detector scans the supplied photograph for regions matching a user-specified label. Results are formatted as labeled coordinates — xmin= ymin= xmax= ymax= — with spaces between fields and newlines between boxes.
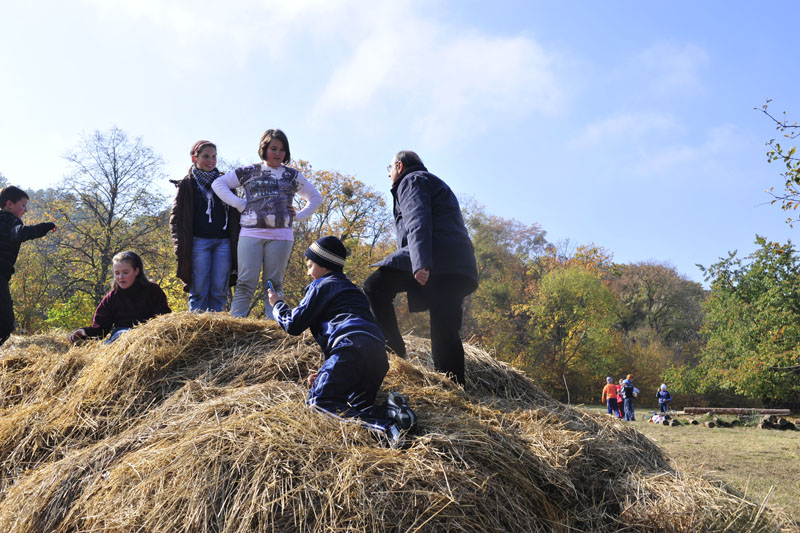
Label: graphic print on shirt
xmin=236 ymin=165 xmax=300 ymax=229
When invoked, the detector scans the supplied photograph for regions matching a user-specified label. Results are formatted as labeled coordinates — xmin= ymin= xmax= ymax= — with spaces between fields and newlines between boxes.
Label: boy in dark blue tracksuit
xmin=268 ymin=236 xmax=416 ymax=446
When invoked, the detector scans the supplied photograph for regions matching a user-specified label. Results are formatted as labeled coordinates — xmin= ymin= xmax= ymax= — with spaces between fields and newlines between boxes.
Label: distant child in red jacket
xmin=615 ymin=379 xmax=624 ymax=418
xmin=69 ymin=251 xmax=171 ymax=344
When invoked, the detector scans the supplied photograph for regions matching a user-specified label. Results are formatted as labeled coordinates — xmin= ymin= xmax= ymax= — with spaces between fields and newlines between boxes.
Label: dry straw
xmin=0 ymin=313 xmax=796 ymax=532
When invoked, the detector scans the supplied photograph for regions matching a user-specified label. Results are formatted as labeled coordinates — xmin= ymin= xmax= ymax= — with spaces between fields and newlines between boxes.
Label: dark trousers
xmin=307 ymin=335 xmax=394 ymax=431
xmin=0 ymin=280 xmax=14 ymax=347
xmin=606 ymin=398 xmax=619 ymax=417
xmin=364 ymin=267 xmax=467 ymax=386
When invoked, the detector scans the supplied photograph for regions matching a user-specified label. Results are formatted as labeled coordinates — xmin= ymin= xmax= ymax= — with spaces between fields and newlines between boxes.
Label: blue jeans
xmin=624 ymin=398 xmax=636 ymax=421
xmin=190 ymin=237 xmax=231 ymax=312
xmin=231 ymin=237 xmax=293 ymax=319
xmin=105 ymin=327 xmax=130 ymax=344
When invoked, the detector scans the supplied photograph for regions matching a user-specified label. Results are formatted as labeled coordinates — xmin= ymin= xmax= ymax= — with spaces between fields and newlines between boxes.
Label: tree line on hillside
xmin=4 ymin=127 xmax=799 ymax=407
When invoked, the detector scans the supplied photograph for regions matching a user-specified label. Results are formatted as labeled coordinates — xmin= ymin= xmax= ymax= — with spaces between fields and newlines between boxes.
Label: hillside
xmin=0 ymin=313 xmax=795 ymax=532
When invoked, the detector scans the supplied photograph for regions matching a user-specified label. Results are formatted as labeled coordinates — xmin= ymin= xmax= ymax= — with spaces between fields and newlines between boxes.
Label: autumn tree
xmin=612 ymin=261 xmax=705 ymax=350
xmin=239 ymin=160 xmax=395 ymax=318
xmin=669 ymin=236 xmax=800 ymax=406
xmin=292 ymin=161 xmax=394 ymax=286
xmin=462 ymin=204 xmax=550 ymax=360
xmin=48 ymin=127 xmax=168 ymax=305
xmin=517 ymin=265 xmax=617 ymax=402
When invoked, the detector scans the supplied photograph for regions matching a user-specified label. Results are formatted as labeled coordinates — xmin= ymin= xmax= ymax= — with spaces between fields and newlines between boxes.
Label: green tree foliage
xmin=669 ymin=237 xmax=800 ymax=405
xmin=517 ymin=265 xmax=617 ymax=402
xmin=760 ymin=100 xmax=800 ymax=226
xmin=463 ymin=203 xmax=550 ymax=361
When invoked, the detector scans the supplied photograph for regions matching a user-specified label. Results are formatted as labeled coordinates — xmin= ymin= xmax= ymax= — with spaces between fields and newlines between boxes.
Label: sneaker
xmin=386 ymin=392 xmax=417 ymax=430
xmin=384 ymin=424 xmax=407 ymax=449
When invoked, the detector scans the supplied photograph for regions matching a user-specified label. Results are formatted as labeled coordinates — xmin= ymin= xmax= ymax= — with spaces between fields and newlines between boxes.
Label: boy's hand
xmin=267 ymin=288 xmax=279 ymax=307
xmin=46 ymin=222 xmax=56 ymax=233
xmin=307 ymin=372 xmax=318 ymax=388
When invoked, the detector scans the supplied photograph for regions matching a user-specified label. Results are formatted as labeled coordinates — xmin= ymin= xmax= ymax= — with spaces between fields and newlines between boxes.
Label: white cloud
xmin=634 ymin=123 xmax=746 ymax=177
xmin=636 ymin=42 xmax=709 ymax=96
xmin=69 ymin=0 xmax=566 ymax=143
xmin=312 ymin=12 xmax=566 ymax=143
xmin=569 ymin=111 xmax=747 ymax=182
xmin=77 ymin=0 xmax=367 ymax=66
xmin=570 ymin=112 xmax=677 ymax=149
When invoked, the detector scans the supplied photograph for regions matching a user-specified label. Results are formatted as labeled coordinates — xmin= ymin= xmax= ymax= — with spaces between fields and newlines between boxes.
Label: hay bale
xmin=0 ymin=313 xmax=794 ymax=532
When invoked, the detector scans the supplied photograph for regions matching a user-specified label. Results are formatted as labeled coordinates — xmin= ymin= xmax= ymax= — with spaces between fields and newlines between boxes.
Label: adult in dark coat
xmin=364 ymin=150 xmax=478 ymax=385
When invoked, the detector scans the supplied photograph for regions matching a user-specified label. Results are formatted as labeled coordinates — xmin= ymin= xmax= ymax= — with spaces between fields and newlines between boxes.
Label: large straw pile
xmin=0 ymin=313 xmax=795 ymax=532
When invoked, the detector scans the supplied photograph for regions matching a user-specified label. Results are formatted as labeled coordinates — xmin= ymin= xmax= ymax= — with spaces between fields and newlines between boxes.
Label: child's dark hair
xmin=258 ymin=129 xmax=291 ymax=163
xmin=0 ymin=186 xmax=29 ymax=207
xmin=190 ymin=140 xmax=217 ymax=158
xmin=111 ymin=251 xmax=149 ymax=290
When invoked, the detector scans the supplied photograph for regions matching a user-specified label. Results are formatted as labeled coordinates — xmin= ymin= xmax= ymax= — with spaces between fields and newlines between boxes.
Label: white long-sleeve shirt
xmin=212 ymin=162 xmax=322 ymax=241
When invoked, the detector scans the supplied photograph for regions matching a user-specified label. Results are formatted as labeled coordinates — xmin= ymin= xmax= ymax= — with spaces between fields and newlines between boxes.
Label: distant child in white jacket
xmin=656 ymin=383 xmax=672 ymax=413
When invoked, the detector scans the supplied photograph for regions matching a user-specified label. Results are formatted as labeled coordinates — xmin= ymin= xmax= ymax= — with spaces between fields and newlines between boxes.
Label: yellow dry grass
xmin=0 ymin=312 xmax=796 ymax=532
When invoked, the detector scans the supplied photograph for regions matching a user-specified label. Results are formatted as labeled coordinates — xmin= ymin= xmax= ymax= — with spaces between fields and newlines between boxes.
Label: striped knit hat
xmin=305 ymin=236 xmax=347 ymax=272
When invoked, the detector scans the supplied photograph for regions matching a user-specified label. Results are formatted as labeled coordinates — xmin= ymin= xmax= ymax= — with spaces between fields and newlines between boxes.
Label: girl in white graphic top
xmin=212 ymin=129 xmax=322 ymax=319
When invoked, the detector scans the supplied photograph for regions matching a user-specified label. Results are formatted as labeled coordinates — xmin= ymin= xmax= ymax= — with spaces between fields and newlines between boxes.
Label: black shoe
xmin=387 ymin=345 xmax=406 ymax=359
xmin=387 ymin=392 xmax=416 ymax=430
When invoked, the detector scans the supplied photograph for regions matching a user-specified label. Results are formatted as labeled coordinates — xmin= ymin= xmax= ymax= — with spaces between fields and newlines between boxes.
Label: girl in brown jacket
xmin=169 ymin=140 xmax=240 ymax=312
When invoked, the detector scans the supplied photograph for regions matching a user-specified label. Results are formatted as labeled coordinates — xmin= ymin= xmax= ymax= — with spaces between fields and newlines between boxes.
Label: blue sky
xmin=1 ymin=0 xmax=797 ymax=285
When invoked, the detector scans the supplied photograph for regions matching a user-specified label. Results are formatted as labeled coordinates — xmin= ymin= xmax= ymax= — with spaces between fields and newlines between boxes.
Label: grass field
xmin=580 ymin=406 xmax=800 ymax=521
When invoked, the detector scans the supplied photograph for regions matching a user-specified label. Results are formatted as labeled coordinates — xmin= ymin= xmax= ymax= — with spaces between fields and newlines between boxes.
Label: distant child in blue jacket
xmin=268 ymin=236 xmax=416 ymax=447
xmin=656 ymin=383 xmax=672 ymax=413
